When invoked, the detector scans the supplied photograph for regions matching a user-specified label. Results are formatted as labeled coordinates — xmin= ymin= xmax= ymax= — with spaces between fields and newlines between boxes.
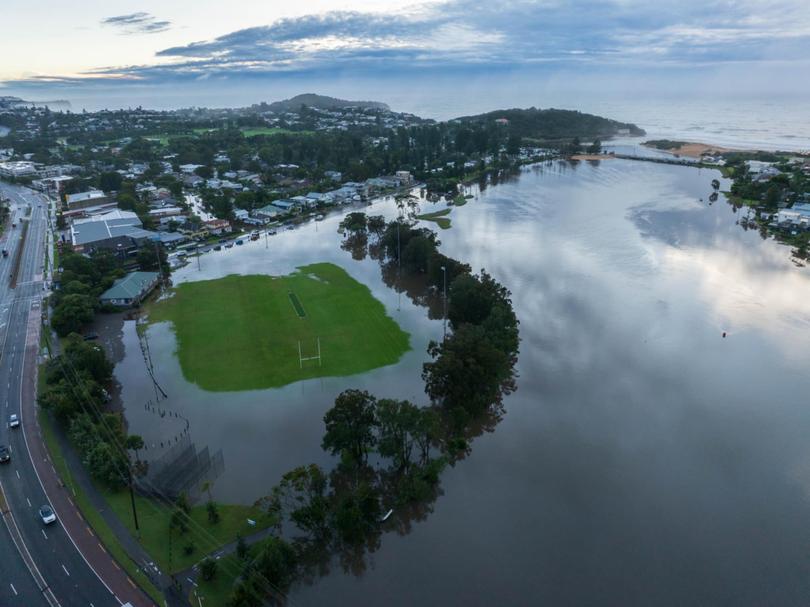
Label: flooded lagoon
xmin=101 ymin=158 xmax=810 ymax=605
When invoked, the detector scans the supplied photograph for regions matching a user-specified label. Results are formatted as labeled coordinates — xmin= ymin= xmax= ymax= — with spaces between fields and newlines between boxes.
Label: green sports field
xmin=148 ymin=263 xmax=410 ymax=392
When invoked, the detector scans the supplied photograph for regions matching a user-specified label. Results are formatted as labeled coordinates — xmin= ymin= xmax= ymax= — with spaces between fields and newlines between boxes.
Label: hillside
xmin=453 ymin=107 xmax=645 ymax=140
xmin=259 ymin=93 xmax=390 ymax=113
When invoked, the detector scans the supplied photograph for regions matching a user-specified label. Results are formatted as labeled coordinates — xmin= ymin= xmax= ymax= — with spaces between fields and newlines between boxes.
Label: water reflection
xmin=108 ymin=159 xmax=810 ymax=606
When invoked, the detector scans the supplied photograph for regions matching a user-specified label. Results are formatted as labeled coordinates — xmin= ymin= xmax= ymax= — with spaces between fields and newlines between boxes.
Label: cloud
xmin=12 ymin=0 xmax=810 ymax=87
xmin=100 ymin=12 xmax=171 ymax=35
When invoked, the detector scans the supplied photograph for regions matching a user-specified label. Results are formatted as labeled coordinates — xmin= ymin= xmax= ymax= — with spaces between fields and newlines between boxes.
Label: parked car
xmin=0 ymin=445 xmax=10 ymax=463
xmin=9 ymin=414 xmax=19 ymax=428
xmin=2 ymin=249 xmax=7 ymax=258
xmin=39 ymin=504 xmax=56 ymax=525
xmin=213 ymin=245 xmax=222 ymax=251
xmin=235 ymin=239 xmax=244 ymax=245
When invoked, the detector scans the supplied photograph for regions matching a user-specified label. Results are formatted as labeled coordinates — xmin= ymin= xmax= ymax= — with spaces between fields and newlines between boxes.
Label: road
xmin=0 ymin=183 xmax=125 ymax=607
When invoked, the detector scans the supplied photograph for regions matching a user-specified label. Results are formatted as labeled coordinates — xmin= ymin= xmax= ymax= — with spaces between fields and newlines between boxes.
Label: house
xmin=775 ymin=203 xmax=810 ymax=229
xmin=179 ymin=164 xmax=203 ymax=174
xmin=65 ymin=190 xmax=111 ymax=211
xmin=233 ymin=208 xmax=249 ymax=221
xmin=271 ymin=199 xmax=299 ymax=213
xmin=204 ymin=219 xmax=232 ymax=235
xmin=99 ymin=272 xmax=160 ymax=307
xmin=324 ymin=170 xmax=342 ymax=182
xmin=253 ymin=204 xmax=285 ymax=221
xmin=157 ymin=231 xmax=187 ymax=248
xmin=395 ymin=170 xmax=413 ymax=185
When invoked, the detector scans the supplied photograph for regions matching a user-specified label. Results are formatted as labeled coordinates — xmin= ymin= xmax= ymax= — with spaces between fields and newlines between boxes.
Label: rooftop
xmin=100 ymin=272 xmax=159 ymax=302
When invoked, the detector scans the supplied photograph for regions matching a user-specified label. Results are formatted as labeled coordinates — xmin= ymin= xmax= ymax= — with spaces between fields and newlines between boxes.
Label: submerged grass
xmin=147 ymin=262 xmax=410 ymax=391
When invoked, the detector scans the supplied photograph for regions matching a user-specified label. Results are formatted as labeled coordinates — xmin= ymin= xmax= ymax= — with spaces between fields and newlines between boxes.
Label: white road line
xmin=15 ymin=469 xmax=19 ymax=479
xmin=9 ymin=583 xmax=16 ymax=596
xmin=61 ymin=564 xmax=70 ymax=576
xmin=41 ymin=529 xmax=48 ymax=540
xmin=26 ymin=497 xmax=31 ymax=507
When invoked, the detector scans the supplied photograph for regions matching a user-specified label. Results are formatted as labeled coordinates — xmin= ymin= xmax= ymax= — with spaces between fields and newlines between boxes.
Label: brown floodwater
xmin=98 ymin=159 xmax=810 ymax=606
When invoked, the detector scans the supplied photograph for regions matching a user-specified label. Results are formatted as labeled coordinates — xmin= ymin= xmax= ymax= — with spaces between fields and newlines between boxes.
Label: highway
xmin=0 ymin=182 xmax=122 ymax=606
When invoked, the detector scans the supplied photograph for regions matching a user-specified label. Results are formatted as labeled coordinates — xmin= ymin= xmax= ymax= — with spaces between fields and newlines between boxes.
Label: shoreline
xmin=642 ymin=141 xmax=740 ymax=158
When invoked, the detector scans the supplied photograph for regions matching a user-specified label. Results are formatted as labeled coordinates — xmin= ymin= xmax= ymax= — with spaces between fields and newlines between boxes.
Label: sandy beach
xmin=643 ymin=142 xmax=735 ymax=158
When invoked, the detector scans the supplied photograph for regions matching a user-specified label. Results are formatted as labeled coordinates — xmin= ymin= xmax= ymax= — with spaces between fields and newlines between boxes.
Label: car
xmin=224 ymin=242 xmax=233 ymax=249
xmin=286 ymin=225 xmax=295 ymax=231
xmin=9 ymin=414 xmax=19 ymax=428
xmin=235 ymin=239 xmax=244 ymax=245
xmin=213 ymin=245 xmax=222 ymax=251
xmin=39 ymin=505 xmax=56 ymax=525
xmin=0 ymin=445 xmax=10 ymax=463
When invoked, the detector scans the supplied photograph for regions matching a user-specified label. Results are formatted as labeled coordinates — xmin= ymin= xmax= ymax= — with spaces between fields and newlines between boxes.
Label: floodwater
xmin=100 ymin=158 xmax=810 ymax=606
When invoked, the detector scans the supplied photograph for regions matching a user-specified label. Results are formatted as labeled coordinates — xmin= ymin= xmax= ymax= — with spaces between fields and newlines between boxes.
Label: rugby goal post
xmin=298 ymin=337 xmax=322 ymax=368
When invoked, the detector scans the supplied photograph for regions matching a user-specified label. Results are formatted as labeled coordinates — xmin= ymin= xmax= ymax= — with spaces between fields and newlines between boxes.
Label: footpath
xmin=22 ymin=307 xmax=159 ymax=607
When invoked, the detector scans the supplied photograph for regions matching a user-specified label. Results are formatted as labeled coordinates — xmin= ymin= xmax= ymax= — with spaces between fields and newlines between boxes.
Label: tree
xmin=322 ymin=390 xmax=378 ymax=464
xmin=587 ymin=138 xmax=602 ymax=154
xmin=236 ymin=533 xmax=249 ymax=560
xmin=271 ymin=464 xmax=331 ymax=540
xmin=207 ymin=500 xmax=221 ymax=524
xmin=200 ymin=557 xmax=217 ymax=581
xmin=422 ymin=324 xmax=511 ymax=417
xmin=124 ymin=434 xmax=144 ymax=461
xmin=52 ymin=294 xmax=95 ymax=336
xmin=98 ymin=171 xmax=123 ymax=192
xmin=376 ymin=399 xmax=421 ymax=471
xmin=340 ymin=212 xmax=368 ymax=233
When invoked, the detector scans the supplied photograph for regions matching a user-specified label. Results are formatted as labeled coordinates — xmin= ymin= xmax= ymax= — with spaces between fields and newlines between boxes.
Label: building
xmin=204 ymin=219 xmax=232 ymax=235
xmin=233 ymin=208 xmax=249 ymax=221
xmin=0 ymin=161 xmax=36 ymax=178
xmin=253 ymin=204 xmax=284 ymax=221
xmin=395 ymin=170 xmax=413 ymax=185
xmin=70 ymin=213 xmax=156 ymax=253
xmin=65 ymin=190 xmax=111 ymax=211
xmin=99 ymin=272 xmax=160 ymax=307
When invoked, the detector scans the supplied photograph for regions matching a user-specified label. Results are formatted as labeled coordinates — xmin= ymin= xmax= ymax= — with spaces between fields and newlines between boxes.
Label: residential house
xmin=99 ymin=272 xmax=160 ymax=307
xmin=204 ymin=219 xmax=232 ymax=235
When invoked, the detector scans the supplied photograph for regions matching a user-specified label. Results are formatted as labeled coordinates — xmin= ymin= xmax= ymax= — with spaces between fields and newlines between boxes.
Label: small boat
xmin=380 ymin=509 xmax=393 ymax=522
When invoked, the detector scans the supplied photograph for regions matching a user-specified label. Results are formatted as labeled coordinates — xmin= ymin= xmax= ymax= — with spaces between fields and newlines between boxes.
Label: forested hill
xmin=452 ymin=108 xmax=645 ymax=140
xmin=256 ymin=94 xmax=390 ymax=113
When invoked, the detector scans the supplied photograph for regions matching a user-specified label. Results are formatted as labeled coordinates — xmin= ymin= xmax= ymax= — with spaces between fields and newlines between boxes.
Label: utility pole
xmin=128 ymin=471 xmax=140 ymax=535
xmin=397 ymin=218 xmax=401 ymax=311
xmin=441 ymin=265 xmax=447 ymax=340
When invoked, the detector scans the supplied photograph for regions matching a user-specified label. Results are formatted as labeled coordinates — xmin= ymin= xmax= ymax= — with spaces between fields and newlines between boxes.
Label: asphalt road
xmin=0 ymin=183 xmax=121 ymax=607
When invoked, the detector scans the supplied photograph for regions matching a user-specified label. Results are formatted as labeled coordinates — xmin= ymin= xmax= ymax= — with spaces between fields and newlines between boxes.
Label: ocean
xmin=1 ymin=76 xmax=808 ymax=152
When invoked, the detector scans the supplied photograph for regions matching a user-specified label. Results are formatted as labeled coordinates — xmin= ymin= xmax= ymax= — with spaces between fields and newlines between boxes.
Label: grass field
xmin=148 ymin=262 xmax=410 ymax=391
xmin=415 ymin=208 xmax=452 ymax=229
xmin=240 ymin=127 xmax=307 ymax=138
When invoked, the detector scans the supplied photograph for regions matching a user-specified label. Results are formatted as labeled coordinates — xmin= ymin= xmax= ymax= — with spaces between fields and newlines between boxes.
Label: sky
xmin=2 ymin=0 xmax=810 ymax=106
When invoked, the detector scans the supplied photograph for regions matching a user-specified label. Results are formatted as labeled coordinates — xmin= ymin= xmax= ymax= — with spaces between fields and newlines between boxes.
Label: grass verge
xmin=147 ymin=262 xmax=410 ymax=391
xmin=37 ymin=406 xmax=166 ymax=605
xmin=102 ymin=490 xmax=274 ymax=574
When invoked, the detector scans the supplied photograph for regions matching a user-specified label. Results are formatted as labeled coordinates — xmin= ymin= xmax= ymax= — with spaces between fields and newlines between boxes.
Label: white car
xmin=9 ymin=414 xmax=19 ymax=428
xmin=39 ymin=505 xmax=56 ymax=525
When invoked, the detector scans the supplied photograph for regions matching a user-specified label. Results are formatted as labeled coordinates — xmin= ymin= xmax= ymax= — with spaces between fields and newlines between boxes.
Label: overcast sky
xmin=2 ymin=0 xmax=809 ymax=93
